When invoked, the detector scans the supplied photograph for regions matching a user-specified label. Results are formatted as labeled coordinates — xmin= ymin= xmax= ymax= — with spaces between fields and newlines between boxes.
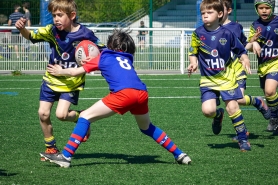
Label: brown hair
xmin=48 ymin=0 xmax=77 ymax=22
xmin=200 ymin=0 xmax=224 ymax=22
xmin=107 ymin=29 xmax=136 ymax=55
xmin=22 ymin=2 xmax=30 ymax=9
xmin=222 ymin=0 xmax=232 ymax=9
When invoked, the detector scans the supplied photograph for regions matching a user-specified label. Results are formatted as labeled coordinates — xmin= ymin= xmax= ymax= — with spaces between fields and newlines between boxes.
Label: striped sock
xmin=140 ymin=123 xmax=183 ymax=158
xmin=229 ymin=109 xmax=247 ymax=141
xmin=44 ymin=136 xmax=57 ymax=148
xmin=266 ymin=92 xmax=278 ymax=118
xmin=62 ymin=117 xmax=90 ymax=158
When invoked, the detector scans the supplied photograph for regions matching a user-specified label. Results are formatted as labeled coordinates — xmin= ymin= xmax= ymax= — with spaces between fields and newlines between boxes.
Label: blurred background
xmin=0 ymin=0 xmax=259 ymax=29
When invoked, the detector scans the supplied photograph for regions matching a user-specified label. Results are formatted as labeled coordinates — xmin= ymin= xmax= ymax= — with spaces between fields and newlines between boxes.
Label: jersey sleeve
xmin=230 ymin=31 xmax=247 ymax=57
xmin=238 ymin=24 xmax=248 ymax=46
xmin=188 ymin=31 xmax=200 ymax=56
xmin=83 ymin=54 xmax=101 ymax=73
xmin=247 ymin=24 xmax=256 ymax=42
xmin=29 ymin=24 xmax=54 ymax=43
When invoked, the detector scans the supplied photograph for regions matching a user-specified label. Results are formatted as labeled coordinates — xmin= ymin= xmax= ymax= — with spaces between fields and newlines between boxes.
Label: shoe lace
xmin=45 ymin=148 xmax=59 ymax=154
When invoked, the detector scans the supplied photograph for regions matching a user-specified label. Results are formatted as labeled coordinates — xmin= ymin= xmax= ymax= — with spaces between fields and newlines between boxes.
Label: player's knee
xmin=202 ymin=106 xmax=215 ymax=117
xmin=264 ymin=91 xmax=276 ymax=98
xmin=202 ymin=110 xmax=215 ymax=118
xmin=38 ymin=109 xmax=51 ymax=120
xmin=55 ymin=112 xmax=68 ymax=121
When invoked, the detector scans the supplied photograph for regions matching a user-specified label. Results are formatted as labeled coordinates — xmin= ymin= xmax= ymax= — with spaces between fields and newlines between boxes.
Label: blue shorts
xmin=200 ymin=87 xmax=243 ymax=104
xmin=138 ymin=36 xmax=146 ymax=41
xmin=237 ymin=78 xmax=246 ymax=89
xmin=39 ymin=81 xmax=79 ymax=105
xmin=259 ymin=72 xmax=278 ymax=89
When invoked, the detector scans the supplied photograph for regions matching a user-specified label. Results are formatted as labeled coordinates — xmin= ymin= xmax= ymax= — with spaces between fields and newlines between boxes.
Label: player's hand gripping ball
xmin=75 ymin=40 xmax=100 ymax=66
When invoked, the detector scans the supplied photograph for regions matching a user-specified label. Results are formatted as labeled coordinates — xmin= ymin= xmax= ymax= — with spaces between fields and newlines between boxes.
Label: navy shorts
xmin=39 ymin=81 xmax=79 ymax=105
xmin=138 ymin=36 xmax=146 ymax=41
xmin=237 ymin=78 xmax=246 ymax=89
xmin=200 ymin=86 xmax=243 ymax=104
xmin=259 ymin=72 xmax=278 ymax=89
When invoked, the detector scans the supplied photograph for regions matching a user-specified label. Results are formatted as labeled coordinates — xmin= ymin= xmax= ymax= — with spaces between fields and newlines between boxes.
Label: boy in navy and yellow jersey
xmin=221 ymin=0 xmax=270 ymax=141
xmin=248 ymin=0 xmax=278 ymax=134
xmin=188 ymin=0 xmax=252 ymax=151
xmin=40 ymin=29 xmax=192 ymax=167
xmin=15 ymin=0 xmax=106 ymax=158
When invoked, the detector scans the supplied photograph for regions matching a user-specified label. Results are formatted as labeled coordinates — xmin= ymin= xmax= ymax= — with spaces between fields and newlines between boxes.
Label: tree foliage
xmin=0 ymin=0 xmax=169 ymax=25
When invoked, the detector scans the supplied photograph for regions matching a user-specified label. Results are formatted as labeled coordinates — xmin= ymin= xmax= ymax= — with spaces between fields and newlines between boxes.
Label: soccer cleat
xmin=238 ymin=140 xmax=251 ymax=152
xmin=40 ymin=147 xmax=59 ymax=161
xmin=176 ymin=153 xmax=191 ymax=165
xmin=267 ymin=118 xmax=278 ymax=132
xmin=212 ymin=108 xmax=224 ymax=135
xmin=232 ymin=131 xmax=250 ymax=142
xmin=256 ymin=97 xmax=271 ymax=120
xmin=272 ymin=125 xmax=278 ymax=136
xmin=41 ymin=152 xmax=71 ymax=168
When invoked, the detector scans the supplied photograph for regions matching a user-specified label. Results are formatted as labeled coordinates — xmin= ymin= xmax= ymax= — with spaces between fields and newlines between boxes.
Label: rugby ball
xmin=75 ymin=40 xmax=100 ymax=66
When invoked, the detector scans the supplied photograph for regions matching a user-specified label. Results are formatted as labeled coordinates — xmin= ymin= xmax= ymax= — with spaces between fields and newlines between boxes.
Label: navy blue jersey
xmin=223 ymin=21 xmax=248 ymax=80
xmin=189 ymin=25 xmax=247 ymax=90
xmin=83 ymin=49 xmax=147 ymax=93
xmin=248 ymin=16 xmax=278 ymax=77
xmin=29 ymin=24 xmax=106 ymax=92
xmin=223 ymin=21 xmax=247 ymax=46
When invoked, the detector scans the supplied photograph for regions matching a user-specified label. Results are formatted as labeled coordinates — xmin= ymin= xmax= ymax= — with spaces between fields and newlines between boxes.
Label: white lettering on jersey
xmin=53 ymin=58 xmax=78 ymax=68
xmin=260 ymin=48 xmax=278 ymax=58
xmin=116 ymin=57 xmax=131 ymax=70
xmin=205 ymin=58 xmax=225 ymax=70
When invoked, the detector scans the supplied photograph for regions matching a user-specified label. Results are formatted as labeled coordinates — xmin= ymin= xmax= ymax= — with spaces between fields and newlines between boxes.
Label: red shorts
xmin=102 ymin=89 xmax=149 ymax=115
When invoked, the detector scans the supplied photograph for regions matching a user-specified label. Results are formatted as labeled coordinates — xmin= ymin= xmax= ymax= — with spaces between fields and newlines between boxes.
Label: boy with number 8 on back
xmin=187 ymin=0 xmax=252 ymax=151
xmin=41 ymin=29 xmax=192 ymax=167
xmin=15 ymin=0 xmax=106 ymax=159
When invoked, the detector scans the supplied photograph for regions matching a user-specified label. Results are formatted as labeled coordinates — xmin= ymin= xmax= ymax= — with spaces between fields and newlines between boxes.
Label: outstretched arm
xmin=188 ymin=55 xmax=198 ymax=77
xmin=239 ymin=54 xmax=251 ymax=74
xmin=15 ymin=17 xmax=31 ymax=40
xmin=47 ymin=64 xmax=86 ymax=77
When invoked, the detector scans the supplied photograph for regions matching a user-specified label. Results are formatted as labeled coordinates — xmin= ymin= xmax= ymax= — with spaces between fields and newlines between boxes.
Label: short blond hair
xmin=48 ymin=0 xmax=77 ymax=22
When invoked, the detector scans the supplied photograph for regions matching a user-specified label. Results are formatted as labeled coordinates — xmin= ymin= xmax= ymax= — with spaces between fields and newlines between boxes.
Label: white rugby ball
xmin=75 ymin=40 xmax=100 ymax=66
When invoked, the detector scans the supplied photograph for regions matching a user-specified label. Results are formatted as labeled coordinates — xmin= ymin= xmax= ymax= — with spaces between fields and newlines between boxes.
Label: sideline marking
xmin=0 ymin=92 xmax=18 ymax=96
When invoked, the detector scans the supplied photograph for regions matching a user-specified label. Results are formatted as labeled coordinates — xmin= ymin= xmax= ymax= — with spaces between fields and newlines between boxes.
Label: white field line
xmin=0 ymin=86 xmax=260 ymax=90
xmin=0 ymin=77 xmax=260 ymax=82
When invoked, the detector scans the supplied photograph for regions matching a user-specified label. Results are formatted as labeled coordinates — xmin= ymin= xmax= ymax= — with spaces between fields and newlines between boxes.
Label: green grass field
xmin=0 ymin=74 xmax=277 ymax=185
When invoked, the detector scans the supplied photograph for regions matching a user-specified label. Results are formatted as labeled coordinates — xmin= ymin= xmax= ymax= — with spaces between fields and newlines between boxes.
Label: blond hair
xmin=48 ymin=0 xmax=77 ymax=22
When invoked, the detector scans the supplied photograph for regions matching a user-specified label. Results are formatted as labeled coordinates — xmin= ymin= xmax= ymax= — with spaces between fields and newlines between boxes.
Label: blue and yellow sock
xmin=265 ymin=92 xmax=278 ymax=118
xmin=244 ymin=95 xmax=264 ymax=109
xmin=140 ymin=123 xmax=183 ymax=158
xmin=229 ymin=109 xmax=247 ymax=141
xmin=62 ymin=117 xmax=90 ymax=158
xmin=73 ymin=110 xmax=81 ymax=123
xmin=44 ymin=136 xmax=57 ymax=148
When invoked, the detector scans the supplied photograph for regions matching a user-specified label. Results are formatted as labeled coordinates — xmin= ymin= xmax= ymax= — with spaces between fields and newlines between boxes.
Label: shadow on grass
xmin=207 ymin=142 xmax=265 ymax=149
xmin=0 ymin=169 xmax=17 ymax=177
xmin=223 ymin=132 xmax=276 ymax=140
xmin=73 ymin=153 xmax=170 ymax=165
